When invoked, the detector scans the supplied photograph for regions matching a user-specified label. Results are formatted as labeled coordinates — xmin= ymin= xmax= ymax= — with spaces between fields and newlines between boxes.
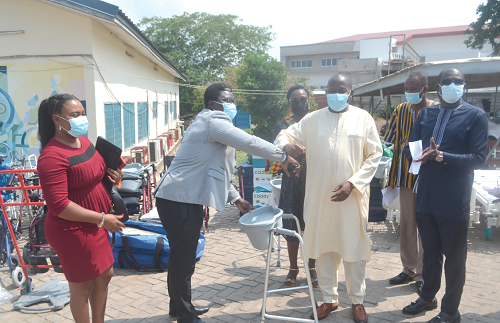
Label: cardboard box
xmin=253 ymin=168 xmax=272 ymax=192
xmin=253 ymin=191 xmax=273 ymax=208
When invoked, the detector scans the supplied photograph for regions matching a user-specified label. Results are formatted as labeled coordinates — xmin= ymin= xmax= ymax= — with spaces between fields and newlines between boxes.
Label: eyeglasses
xmin=219 ymin=98 xmax=236 ymax=104
xmin=327 ymin=89 xmax=350 ymax=95
xmin=289 ymin=98 xmax=308 ymax=104
xmin=440 ymin=79 xmax=465 ymax=86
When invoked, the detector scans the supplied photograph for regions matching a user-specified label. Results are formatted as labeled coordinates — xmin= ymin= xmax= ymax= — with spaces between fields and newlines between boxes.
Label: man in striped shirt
xmin=384 ymin=72 xmax=438 ymax=295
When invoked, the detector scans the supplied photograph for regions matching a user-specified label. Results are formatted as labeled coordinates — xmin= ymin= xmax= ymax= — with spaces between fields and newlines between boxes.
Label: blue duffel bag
xmin=109 ymin=220 xmax=205 ymax=271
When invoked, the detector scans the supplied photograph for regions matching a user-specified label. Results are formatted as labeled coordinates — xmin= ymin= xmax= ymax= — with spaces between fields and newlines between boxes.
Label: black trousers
xmin=157 ymin=198 xmax=203 ymax=323
xmin=415 ymin=212 xmax=469 ymax=315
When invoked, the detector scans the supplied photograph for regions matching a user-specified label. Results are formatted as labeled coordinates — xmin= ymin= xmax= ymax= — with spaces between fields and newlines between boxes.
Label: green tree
xmin=226 ymin=52 xmax=287 ymax=142
xmin=139 ymin=12 xmax=274 ymax=114
xmin=464 ymin=0 xmax=500 ymax=56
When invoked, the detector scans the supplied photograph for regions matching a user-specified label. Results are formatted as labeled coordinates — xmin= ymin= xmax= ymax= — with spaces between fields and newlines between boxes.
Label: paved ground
xmin=1 ymin=205 xmax=499 ymax=322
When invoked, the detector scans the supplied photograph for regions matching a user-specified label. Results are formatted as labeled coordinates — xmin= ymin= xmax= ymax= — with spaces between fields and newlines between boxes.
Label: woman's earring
xmin=59 ymin=125 xmax=62 ymax=130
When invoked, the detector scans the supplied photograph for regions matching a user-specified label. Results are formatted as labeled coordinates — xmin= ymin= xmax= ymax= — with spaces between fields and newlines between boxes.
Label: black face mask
xmin=291 ymin=100 xmax=309 ymax=116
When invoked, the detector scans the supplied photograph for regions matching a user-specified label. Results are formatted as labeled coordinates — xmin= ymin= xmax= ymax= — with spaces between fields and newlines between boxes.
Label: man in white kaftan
xmin=274 ymin=74 xmax=382 ymax=323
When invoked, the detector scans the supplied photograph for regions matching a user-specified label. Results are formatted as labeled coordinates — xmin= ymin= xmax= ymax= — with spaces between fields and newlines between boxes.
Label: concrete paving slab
xmin=1 ymin=204 xmax=499 ymax=322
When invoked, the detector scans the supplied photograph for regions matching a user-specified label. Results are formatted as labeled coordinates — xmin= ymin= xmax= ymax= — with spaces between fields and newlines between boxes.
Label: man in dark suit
xmin=154 ymin=82 xmax=299 ymax=323
xmin=401 ymin=68 xmax=488 ymax=323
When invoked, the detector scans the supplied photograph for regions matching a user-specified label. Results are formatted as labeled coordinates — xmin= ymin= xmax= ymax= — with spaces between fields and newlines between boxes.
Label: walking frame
xmin=261 ymin=213 xmax=318 ymax=323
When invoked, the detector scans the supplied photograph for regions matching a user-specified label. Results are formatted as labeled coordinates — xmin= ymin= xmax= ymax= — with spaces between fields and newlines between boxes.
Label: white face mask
xmin=56 ymin=115 xmax=89 ymax=137
xmin=439 ymin=83 xmax=464 ymax=104
xmin=405 ymin=87 xmax=425 ymax=105
xmin=327 ymin=91 xmax=350 ymax=111
xmin=214 ymin=101 xmax=237 ymax=120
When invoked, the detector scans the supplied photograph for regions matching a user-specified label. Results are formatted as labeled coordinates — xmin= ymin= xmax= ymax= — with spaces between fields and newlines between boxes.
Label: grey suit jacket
xmin=155 ymin=109 xmax=286 ymax=211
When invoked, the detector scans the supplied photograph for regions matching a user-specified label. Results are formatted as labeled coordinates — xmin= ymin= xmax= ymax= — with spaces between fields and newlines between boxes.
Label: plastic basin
xmin=239 ymin=206 xmax=283 ymax=250
xmin=270 ymin=179 xmax=281 ymax=206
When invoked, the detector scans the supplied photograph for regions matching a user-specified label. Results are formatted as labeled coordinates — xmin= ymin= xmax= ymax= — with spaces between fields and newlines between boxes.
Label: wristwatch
xmin=435 ymin=150 xmax=444 ymax=162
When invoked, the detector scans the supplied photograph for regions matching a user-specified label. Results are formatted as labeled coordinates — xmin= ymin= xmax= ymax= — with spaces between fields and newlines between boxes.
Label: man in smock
xmin=274 ymin=74 xmax=382 ymax=323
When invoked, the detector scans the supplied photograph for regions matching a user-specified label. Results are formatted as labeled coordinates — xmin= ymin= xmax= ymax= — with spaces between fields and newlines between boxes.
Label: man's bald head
xmin=326 ymin=74 xmax=353 ymax=111
xmin=327 ymin=74 xmax=352 ymax=91
xmin=438 ymin=68 xmax=465 ymax=84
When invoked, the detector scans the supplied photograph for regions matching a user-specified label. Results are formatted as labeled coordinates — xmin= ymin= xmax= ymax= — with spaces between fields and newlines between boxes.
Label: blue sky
xmin=106 ymin=0 xmax=486 ymax=60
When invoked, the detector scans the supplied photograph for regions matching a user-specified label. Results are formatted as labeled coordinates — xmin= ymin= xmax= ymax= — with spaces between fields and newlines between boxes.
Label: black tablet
xmin=95 ymin=136 xmax=122 ymax=192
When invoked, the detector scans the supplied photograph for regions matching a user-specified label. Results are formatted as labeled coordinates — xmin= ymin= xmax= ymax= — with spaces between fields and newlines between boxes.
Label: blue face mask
xmin=405 ymin=87 xmax=425 ymax=105
xmin=57 ymin=115 xmax=89 ymax=138
xmin=327 ymin=92 xmax=350 ymax=111
xmin=215 ymin=101 xmax=237 ymax=120
xmin=439 ymin=83 xmax=464 ymax=104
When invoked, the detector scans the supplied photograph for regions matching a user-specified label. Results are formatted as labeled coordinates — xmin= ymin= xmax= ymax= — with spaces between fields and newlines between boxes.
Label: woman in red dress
xmin=37 ymin=94 xmax=125 ymax=323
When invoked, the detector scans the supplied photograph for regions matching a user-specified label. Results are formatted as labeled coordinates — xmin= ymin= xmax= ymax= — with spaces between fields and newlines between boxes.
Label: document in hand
xmin=408 ymin=140 xmax=423 ymax=175
xmin=95 ymin=136 xmax=122 ymax=192
xmin=381 ymin=186 xmax=400 ymax=206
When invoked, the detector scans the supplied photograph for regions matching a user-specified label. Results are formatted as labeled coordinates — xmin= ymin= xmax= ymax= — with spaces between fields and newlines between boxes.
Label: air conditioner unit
xmin=131 ymin=146 xmax=148 ymax=165
xmin=147 ymin=140 xmax=161 ymax=163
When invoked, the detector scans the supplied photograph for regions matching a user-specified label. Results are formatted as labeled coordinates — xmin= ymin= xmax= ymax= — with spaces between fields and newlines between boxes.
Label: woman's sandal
xmin=285 ymin=268 xmax=299 ymax=288
xmin=309 ymin=267 xmax=319 ymax=288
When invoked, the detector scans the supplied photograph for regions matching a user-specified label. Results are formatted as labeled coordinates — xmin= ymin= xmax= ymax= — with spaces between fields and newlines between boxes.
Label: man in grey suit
xmin=155 ymin=82 xmax=299 ymax=323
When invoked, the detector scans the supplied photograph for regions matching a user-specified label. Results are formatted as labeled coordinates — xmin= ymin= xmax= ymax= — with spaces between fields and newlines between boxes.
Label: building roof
xmin=45 ymin=0 xmax=187 ymax=81
xmin=322 ymin=25 xmax=471 ymax=45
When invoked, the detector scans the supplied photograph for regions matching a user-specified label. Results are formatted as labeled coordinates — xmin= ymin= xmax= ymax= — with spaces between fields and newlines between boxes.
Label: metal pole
xmin=402 ymin=35 xmax=406 ymax=69
xmin=299 ymin=232 xmax=319 ymax=323
xmin=261 ymin=230 xmax=274 ymax=322
xmin=370 ymin=93 xmax=374 ymax=115
xmin=386 ymin=91 xmax=391 ymax=126
xmin=494 ymin=86 xmax=498 ymax=123
xmin=387 ymin=36 xmax=392 ymax=76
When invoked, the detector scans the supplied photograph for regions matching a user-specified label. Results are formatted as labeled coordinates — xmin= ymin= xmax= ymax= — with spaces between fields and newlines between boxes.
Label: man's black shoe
xmin=187 ymin=319 xmax=205 ymax=323
xmin=416 ymin=281 xmax=424 ymax=295
xmin=428 ymin=311 xmax=461 ymax=323
xmin=169 ymin=306 xmax=210 ymax=317
xmin=390 ymin=272 xmax=413 ymax=285
xmin=402 ymin=297 xmax=437 ymax=315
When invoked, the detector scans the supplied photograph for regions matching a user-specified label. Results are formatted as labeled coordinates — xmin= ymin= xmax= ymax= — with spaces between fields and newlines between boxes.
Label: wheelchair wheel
xmin=12 ymin=266 xmax=25 ymax=287
xmin=22 ymin=244 xmax=30 ymax=267
xmin=11 ymin=254 xmax=19 ymax=267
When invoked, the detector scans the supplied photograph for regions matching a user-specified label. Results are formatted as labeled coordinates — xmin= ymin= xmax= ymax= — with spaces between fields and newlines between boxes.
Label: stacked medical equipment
xmin=251 ymin=156 xmax=274 ymax=209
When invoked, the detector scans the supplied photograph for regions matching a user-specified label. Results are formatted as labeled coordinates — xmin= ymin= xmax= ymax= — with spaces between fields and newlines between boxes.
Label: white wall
xmin=0 ymin=0 xmax=96 ymax=156
xmin=408 ymin=35 xmax=493 ymax=62
xmin=359 ymin=34 xmax=494 ymax=63
xmin=90 ymin=19 xmax=180 ymax=154
xmin=0 ymin=0 xmax=94 ymax=56
xmin=303 ymin=74 xmax=332 ymax=88
xmin=360 ymin=38 xmax=396 ymax=60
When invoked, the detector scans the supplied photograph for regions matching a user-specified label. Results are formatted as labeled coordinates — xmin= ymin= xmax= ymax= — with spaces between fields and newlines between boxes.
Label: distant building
xmin=281 ymin=26 xmax=494 ymax=90
xmin=0 ymin=0 xmax=186 ymax=162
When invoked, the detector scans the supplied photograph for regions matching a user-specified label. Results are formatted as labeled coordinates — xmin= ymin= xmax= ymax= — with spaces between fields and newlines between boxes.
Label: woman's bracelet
xmin=97 ymin=212 xmax=105 ymax=228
